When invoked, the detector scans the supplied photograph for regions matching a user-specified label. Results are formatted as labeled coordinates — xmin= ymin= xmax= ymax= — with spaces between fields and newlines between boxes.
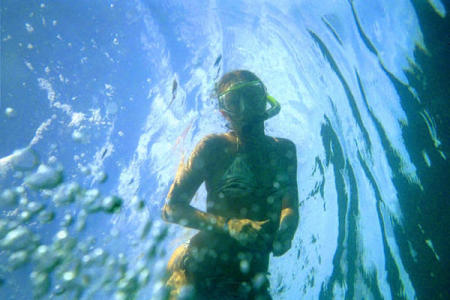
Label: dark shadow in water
xmin=318 ymin=117 xmax=374 ymax=300
xmin=308 ymin=30 xmax=373 ymax=156
xmin=350 ymin=1 xmax=450 ymax=297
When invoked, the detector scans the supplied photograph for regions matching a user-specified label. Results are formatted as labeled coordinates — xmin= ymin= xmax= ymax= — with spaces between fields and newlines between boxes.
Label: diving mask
xmin=218 ymin=80 xmax=280 ymax=121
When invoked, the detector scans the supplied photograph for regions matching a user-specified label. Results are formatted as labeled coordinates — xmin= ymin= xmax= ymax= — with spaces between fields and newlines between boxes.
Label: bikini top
xmin=214 ymin=152 xmax=258 ymax=200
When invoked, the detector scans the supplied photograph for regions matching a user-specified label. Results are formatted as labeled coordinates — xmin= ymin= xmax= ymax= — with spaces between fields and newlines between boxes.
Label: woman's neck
xmin=231 ymin=122 xmax=265 ymax=146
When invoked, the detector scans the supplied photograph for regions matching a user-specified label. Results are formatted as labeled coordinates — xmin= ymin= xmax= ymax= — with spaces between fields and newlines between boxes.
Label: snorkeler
xmin=162 ymin=70 xmax=299 ymax=300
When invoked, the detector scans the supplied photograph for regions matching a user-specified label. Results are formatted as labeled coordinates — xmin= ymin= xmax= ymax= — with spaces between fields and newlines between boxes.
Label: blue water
xmin=0 ymin=1 xmax=448 ymax=299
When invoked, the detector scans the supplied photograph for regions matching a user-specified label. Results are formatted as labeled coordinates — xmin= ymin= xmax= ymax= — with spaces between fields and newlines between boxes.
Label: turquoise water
xmin=0 ymin=1 xmax=448 ymax=299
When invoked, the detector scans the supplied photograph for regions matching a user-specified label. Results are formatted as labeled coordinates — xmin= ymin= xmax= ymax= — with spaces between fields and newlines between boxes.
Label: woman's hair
xmin=215 ymin=70 xmax=265 ymax=97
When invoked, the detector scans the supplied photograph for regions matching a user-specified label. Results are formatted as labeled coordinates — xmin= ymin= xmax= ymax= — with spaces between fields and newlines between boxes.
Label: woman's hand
xmin=226 ymin=218 xmax=271 ymax=249
xmin=271 ymin=230 xmax=292 ymax=256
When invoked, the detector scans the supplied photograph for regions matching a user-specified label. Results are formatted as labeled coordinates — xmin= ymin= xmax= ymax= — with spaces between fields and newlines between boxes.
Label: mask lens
xmin=221 ymin=93 xmax=244 ymax=114
xmin=219 ymin=81 xmax=266 ymax=115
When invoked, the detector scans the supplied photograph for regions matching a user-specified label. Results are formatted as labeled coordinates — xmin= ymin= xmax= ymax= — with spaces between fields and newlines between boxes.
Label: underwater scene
xmin=1 ymin=0 xmax=448 ymax=299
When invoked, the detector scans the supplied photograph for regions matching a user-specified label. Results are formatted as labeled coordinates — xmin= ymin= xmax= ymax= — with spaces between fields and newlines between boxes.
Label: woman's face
xmin=219 ymin=81 xmax=267 ymax=127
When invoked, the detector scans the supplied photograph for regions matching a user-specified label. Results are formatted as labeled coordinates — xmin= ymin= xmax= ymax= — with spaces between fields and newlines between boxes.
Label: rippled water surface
xmin=1 ymin=1 xmax=448 ymax=299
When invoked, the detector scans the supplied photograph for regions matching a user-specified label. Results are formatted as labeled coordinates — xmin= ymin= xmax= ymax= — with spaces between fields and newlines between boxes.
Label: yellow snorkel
xmin=264 ymin=95 xmax=281 ymax=121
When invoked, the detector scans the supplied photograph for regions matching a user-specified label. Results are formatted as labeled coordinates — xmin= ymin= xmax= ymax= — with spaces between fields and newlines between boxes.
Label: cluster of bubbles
xmin=0 ymin=147 xmax=170 ymax=299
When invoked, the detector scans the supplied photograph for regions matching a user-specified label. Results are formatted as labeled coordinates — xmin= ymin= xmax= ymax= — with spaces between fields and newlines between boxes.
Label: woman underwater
xmin=162 ymin=70 xmax=299 ymax=299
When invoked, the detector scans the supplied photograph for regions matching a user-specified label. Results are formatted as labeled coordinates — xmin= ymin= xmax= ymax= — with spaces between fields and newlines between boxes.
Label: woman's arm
xmin=272 ymin=140 xmax=299 ymax=256
xmin=163 ymin=203 xmax=228 ymax=233
xmin=162 ymin=135 xmax=229 ymax=233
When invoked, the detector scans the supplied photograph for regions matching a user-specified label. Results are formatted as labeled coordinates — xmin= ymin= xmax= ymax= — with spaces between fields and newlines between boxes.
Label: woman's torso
xmin=186 ymin=132 xmax=291 ymax=279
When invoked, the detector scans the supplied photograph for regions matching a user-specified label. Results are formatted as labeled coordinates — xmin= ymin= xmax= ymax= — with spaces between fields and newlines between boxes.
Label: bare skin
xmin=162 ymin=120 xmax=299 ymax=299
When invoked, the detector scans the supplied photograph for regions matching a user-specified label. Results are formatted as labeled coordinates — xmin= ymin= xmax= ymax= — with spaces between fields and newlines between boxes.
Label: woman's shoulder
xmin=265 ymin=136 xmax=297 ymax=164
xmin=194 ymin=133 xmax=231 ymax=154
xmin=266 ymin=136 xmax=296 ymax=150
xmin=198 ymin=133 xmax=230 ymax=145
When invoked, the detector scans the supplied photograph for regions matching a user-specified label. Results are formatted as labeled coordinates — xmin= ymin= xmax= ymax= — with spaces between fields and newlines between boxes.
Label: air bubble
xmin=24 ymin=164 xmax=63 ymax=189
xmin=93 ymin=247 xmax=104 ymax=257
xmin=102 ymin=196 xmax=122 ymax=213
xmin=138 ymin=269 xmax=150 ymax=286
xmin=1 ymin=147 xmax=40 ymax=171
xmin=53 ymin=182 xmax=80 ymax=206
xmin=0 ymin=189 xmax=18 ymax=207
xmin=27 ymin=201 xmax=44 ymax=215
xmin=62 ymin=270 xmax=76 ymax=282
xmin=1 ymin=226 xmax=36 ymax=251
xmin=33 ymin=245 xmax=60 ymax=273
xmin=95 ymin=170 xmax=108 ymax=183
xmin=62 ymin=214 xmax=73 ymax=227
xmin=9 ymin=250 xmax=29 ymax=269
xmin=82 ymin=189 xmax=101 ymax=212
xmin=31 ymin=271 xmax=50 ymax=297
xmin=25 ymin=23 xmax=34 ymax=33
xmin=0 ymin=219 xmax=10 ymax=239
xmin=38 ymin=210 xmax=55 ymax=223
xmin=5 ymin=107 xmax=16 ymax=117
xmin=240 ymin=259 xmax=250 ymax=274
xmin=53 ymin=284 xmax=65 ymax=295
xmin=72 ymin=129 xmax=87 ymax=143
xmin=252 ymin=273 xmax=267 ymax=289
xmin=19 ymin=197 xmax=28 ymax=206
xmin=20 ymin=211 xmax=32 ymax=222
xmin=132 ymin=196 xmax=145 ymax=210
xmin=75 ymin=210 xmax=87 ymax=232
